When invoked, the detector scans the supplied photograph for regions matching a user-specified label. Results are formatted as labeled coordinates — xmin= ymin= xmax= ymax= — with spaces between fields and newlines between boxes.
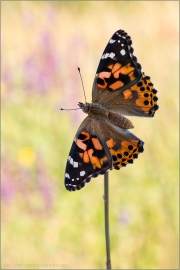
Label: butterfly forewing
xmin=65 ymin=118 xmax=112 ymax=191
xmin=92 ymin=29 xmax=158 ymax=117
xmin=92 ymin=29 xmax=142 ymax=102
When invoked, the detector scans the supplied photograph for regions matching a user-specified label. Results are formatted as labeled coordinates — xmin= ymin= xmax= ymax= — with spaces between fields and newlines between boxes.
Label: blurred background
xmin=1 ymin=1 xmax=179 ymax=269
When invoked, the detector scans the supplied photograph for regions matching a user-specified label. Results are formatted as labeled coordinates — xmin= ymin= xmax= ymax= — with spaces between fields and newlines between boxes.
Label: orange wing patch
xmin=130 ymin=73 xmax=158 ymax=115
xmin=97 ymin=62 xmax=136 ymax=91
xmin=123 ymin=89 xmax=133 ymax=99
xmin=108 ymin=81 xmax=124 ymax=91
xmin=79 ymin=148 xmax=107 ymax=169
xmin=79 ymin=151 xmax=90 ymax=163
xmin=77 ymin=133 xmax=109 ymax=169
xmin=92 ymin=138 xmax=103 ymax=150
xmin=97 ymin=70 xmax=111 ymax=89
xmin=120 ymin=63 xmax=134 ymax=75
xmin=76 ymin=131 xmax=90 ymax=151
xmin=106 ymin=138 xmax=116 ymax=148
xmin=111 ymin=63 xmax=122 ymax=76
xmin=87 ymin=149 xmax=101 ymax=169
xmin=106 ymin=139 xmax=144 ymax=170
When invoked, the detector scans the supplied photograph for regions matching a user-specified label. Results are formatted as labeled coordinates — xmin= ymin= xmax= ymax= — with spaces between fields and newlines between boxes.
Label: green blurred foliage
xmin=1 ymin=1 xmax=179 ymax=269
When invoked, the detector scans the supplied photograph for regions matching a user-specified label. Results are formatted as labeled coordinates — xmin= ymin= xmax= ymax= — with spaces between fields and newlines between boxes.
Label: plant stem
xmin=104 ymin=171 xmax=111 ymax=269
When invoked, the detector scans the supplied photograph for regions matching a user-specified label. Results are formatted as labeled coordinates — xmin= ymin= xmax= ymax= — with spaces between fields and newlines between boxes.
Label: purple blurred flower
xmin=59 ymin=35 xmax=87 ymax=124
xmin=1 ymin=159 xmax=15 ymax=204
xmin=1 ymin=66 xmax=13 ymax=96
xmin=36 ymin=156 xmax=55 ymax=212
xmin=1 ymin=152 xmax=55 ymax=216
xmin=23 ymin=31 xmax=59 ymax=95
xmin=118 ymin=209 xmax=131 ymax=226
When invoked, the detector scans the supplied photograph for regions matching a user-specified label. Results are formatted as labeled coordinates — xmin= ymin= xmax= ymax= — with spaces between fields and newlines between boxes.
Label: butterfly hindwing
xmin=102 ymin=122 xmax=144 ymax=170
xmin=100 ymin=72 xmax=159 ymax=117
xmin=122 ymin=72 xmax=159 ymax=117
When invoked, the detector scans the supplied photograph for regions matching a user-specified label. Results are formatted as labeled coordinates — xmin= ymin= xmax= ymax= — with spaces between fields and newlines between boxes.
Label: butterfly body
xmin=78 ymin=102 xmax=134 ymax=129
xmin=64 ymin=29 xmax=158 ymax=191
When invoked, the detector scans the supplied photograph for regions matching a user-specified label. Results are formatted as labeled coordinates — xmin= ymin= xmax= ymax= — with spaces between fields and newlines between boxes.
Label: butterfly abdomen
xmin=108 ymin=111 xmax=134 ymax=129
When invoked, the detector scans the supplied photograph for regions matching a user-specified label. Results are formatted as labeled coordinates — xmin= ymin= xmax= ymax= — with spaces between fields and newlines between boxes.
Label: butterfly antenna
xmin=60 ymin=108 xmax=80 ymax=111
xmin=60 ymin=67 xmax=86 ymax=110
xmin=78 ymin=67 xmax=87 ymax=103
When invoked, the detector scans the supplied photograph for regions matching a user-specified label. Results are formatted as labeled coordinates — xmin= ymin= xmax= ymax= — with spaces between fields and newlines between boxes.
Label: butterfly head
xmin=78 ymin=102 xmax=91 ymax=114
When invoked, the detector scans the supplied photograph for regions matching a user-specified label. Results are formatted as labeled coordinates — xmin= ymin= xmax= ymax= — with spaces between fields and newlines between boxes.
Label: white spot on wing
xmin=109 ymin=39 xmax=116 ymax=44
xmin=109 ymin=52 xmax=115 ymax=58
xmin=120 ymin=49 xmax=126 ymax=55
xmin=65 ymin=173 xmax=70 ymax=179
xmin=73 ymin=161 xmax=78 ymax=168
xmin=102 ymin=53 xmax=109 ymax=59
xmin=116 ymin=33 xmax=122 ymax=38
xmin=102 ymin=52 xmax=115 ymax=59
xmin=80 ymin=171 xmax=85 ymax=176
xmin=70 ymin=157 xmax=73 ymax=165
xmin=69 ymin=156 xmax=78 ymax=167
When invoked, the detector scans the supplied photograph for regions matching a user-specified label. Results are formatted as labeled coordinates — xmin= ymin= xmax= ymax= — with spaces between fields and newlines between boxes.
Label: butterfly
xmin=64 ymin=29 xmax=158 ymax=191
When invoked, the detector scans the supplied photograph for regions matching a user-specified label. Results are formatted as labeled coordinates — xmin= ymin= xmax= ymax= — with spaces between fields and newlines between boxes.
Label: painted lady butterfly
xmin=65 ymin=29 xmax=158 ymax=191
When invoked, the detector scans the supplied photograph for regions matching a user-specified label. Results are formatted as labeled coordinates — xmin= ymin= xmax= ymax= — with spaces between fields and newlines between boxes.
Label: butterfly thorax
xmin=78 ymin=102 xmax=134 ymax=129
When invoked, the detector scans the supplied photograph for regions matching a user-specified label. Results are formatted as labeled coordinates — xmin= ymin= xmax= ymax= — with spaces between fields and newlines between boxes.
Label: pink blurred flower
xmin=1 ymin=152 xmax=55 ymax=216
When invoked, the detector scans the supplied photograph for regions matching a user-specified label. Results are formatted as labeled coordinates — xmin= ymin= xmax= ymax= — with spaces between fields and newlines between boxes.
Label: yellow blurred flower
xmin=17 ymin=147 xmax=36 ymax=168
